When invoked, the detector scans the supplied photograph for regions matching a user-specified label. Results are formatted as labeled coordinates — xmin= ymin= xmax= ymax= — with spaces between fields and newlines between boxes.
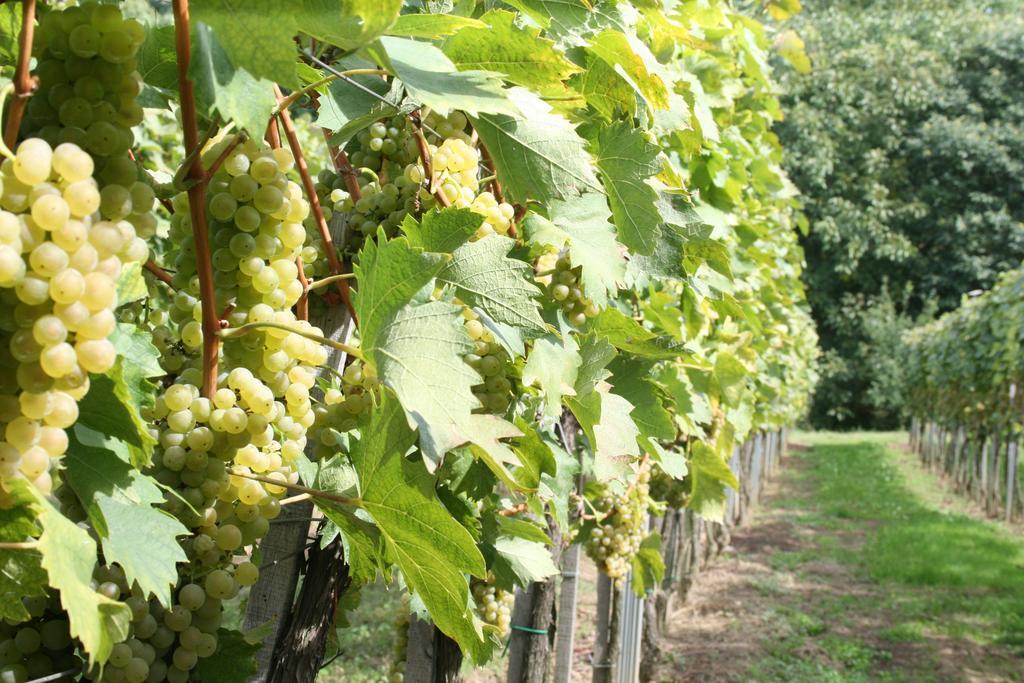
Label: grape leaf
xmin=586 ymin=29 xmax=670 ymax=111
xmin=565 ymin=387 xmax=640 ymax=481
xmin=318 ymin=69 xmax=410 ymax=146
xmin=189 ymin=23 xmax=277 ymax=138
xmin=368 ymin=300 xmax=481 ymax=468
xmin=470 ymin=88 xmax=602 ymax=204
xmin=511 ymin=418 xmax=557 ymax=491
xmin=522 ymin=335 xmax=581 ymax=417
xmin=370 ymin=37 xmax=519 ymax=117
xmin=465 ymin=414 xmax=526 ymax=492
xmin=0 ymin=483 xmax=45 ymax=622
xmin=402 ymin=208 xmax=483 ymax=254
xmin=192 ymin=0 xmax=300 ymax=87
xmin=437 ymin=236 xmax=546 ymax=336
xmin=570 ymin=51 xmax=638 ymax=120
xmin=64 ymin=426 xmax=189 ymax=607
xmin=303 ymin=0 xmax=402 ymax=50
xmin=354 ymin=232 xmax=448 ymax=355
xmin=115 ymin=262 xmax=147 ymax=306
xmin=589 ymin=122 xmax=661 ymax=255
xmin=627 ymin=193 xmax=711 ymax=282
xmin=629 ymin=533 xmax=665 ymax=597
xmin=31 ymin=485 xmax=132 ymax=665
xmin=503 ymin=0 xmax=624 ymax=47
xmin=77 ymin=372 xmax=157 ymax=470
xmin=608 ymin=359 xmax=676 ymax=443
xmin=0 ymin=3 xmax=22 ymax=64
xmin=195 ymin=628 xmax=262 ymax=683
xmin=687 ymin=441 xmax=738 ymax=522
xmin=573 ymin=334 xmax=617 ymax=398
xmin=388 ymin=13 xmax=486 ymax=38
xmin=492 ymin=536 xmax=558 ymax=584
xmin=351 ymin=395 xmax=488 ymax=660
xmin=590 ymin=308 xmax=689 ymax=359
xmin=135 ymin=24 xmax=177 ymax=107
xmin=443 ymin=10 xmax=580 ymax=89
xmin=522 ymin=193 xmax=624 ymax=306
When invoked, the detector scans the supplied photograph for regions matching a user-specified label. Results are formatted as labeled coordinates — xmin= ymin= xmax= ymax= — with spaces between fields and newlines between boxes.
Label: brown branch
xmin=410 ymin=111 xmax=451 ymax=208
xmin=144 ymin=259 xmax=175 ymax=288
xmin=296 ymin=257 xmax=309 ymax=321
xmin=204 ymin=133 xmax=246 ymax=181
xmin=3 ymin=0 xmax=36 ymax=149
xmin=323 ymin=129 xmax=361 ymax=202
xmin=478 ymin=142 xmax=505 ymax=204
xmin=275 ymin=85 xmax=357 ymax=323
xmin=497 ymin=503 xmax=529 ymax=517
xmin=173 ymin=0 xmax=219 ymax=399
xmin=265 ymin=117 xmax=281 ymax=149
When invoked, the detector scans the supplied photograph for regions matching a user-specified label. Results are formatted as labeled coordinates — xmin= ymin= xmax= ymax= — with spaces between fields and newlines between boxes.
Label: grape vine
xmin=0 ymin=0 xmax=818 ymax=681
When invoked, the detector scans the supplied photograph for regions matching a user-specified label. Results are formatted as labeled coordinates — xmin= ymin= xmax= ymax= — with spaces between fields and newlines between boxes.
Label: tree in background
xmin=778 ymin=0 xmax=1024 ymax=428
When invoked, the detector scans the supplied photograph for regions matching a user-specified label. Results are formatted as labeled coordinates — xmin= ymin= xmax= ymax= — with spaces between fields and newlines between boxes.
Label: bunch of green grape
xmin=534 ymin=251 xmax=600 ymax=327
xmin=471 ymin=577 xmax=513 ymax=637
xmin=308 ymin=358 xmax=379 ymax=460
xmin=28 ymin=3 xmax=157 ymax=241
xmin=460 ymin=308 xmax=513 ymax=415
xmin=0 ymin=595 xmax=76 ymax=683
xmin=648 ymin=468 xmax=687 ymax=509
xmin=0 ymin=139 xmax=147 ymax=497
xmin=584 ymin=462 xmax=653 ymax=587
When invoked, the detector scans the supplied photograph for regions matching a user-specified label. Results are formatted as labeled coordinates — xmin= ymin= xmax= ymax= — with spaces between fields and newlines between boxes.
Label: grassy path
xmin=657 ymin=432 xmax=1024 ymax=682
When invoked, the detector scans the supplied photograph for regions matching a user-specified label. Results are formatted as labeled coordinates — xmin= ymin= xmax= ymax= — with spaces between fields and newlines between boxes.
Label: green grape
xmin=584 ymin=462 xmax=653 ymax=587
xmin=472 ymin=577 xmax=514 ymax=637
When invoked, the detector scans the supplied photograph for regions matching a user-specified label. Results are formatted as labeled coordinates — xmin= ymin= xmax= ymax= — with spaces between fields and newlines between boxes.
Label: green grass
xmin=747 ymin=433 xmax=1024 ymax=681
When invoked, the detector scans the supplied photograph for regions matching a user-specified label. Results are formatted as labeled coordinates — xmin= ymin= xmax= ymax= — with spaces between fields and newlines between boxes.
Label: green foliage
xmin=779 ymin=0 xmax=1024 ymax=427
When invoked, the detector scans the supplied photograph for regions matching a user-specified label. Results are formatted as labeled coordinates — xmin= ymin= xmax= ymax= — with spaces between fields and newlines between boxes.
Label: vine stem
xmin=274 ymin=85 xmax=357 ymax=323
xmin=220 ymin=321 xmax=363 ymax=358
xmin=0 ymin=540 xmax=39 ymax=550
xmin=307 ymin=272 xmax=356 ymax=291
xmin=265 ymin=117 xmax=281 ymax=148
xmin=144 ymin=259 xmax=175 ymax=288
xmin=3 ymin=0 xmax=35 ymax=149
xmin=203 ymin=132 xmax=246 ymax=181
xmin=296 ymin=256 xmax=310 ymax=321
xmin=229 ymin=469 xmax=356 ymax=507
xmin=172 ymin=0 xmax=219 ymax=399
xmin=323 ymin=130 xmax=362 ymax=201
xmin=272 ymin=69 xmax=388 ymax=115
xmin=478 ymin=141 xmax=518 ymax=238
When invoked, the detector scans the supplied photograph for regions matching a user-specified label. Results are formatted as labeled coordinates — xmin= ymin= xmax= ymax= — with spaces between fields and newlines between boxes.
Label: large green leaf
xmin=351 ymin=396 xmax=487 ymax=660
xmin=388 ymin=14 xmax=486 ymax=38
xmin=371 ymin=37 xmax=518 ymax=117
xmin=64 ymin=427 xmax=189 ymax=607
xmin=492 ymin=536 xmax=558 ymax=584
xmin=354 ymin=233 xmax=447 ymax=354
xmin=590 ymin=122 xmax=661 ymax=255
xmin=318 ymin=68 xmax=411 ymax=145
xmin=438 ymin=236 xmax=546 ymax=336
xmin=31 ymin=485 xmax=132 ymax=665
xmin=522 ymin=193 xmax=624 ymax=306
xmin=590 ymin=308 xmax=688 ymax=359
xmin=608 ymin=359 xmax=675 ymax=443
xmin=522 ymin=335 xmax=581 ymax=417
xmin=629 ymin=533 xmax=665 ymax=597
xmin=511 ymin=418 xmax=557 ymax=491
xmin=443 ymin=10 xmax=580 ymax=89
xmin=565 ymin=388 xmax=640 ymax=481
xmin=688 ymin=441 xmax=739 ymax=522
xmin=0 ymin=3 xmax=22 ymax=64
xmin=192 ymin=0 xmax=300 ymax=87
xmin=572 ymin=334 xmax=617 ymax=398
xmin=471 ymin=88 xmax=602 ymax=204
xmin=77 ymin=370 xmax=158 ymax=470
xmin=403 ymin=208 xmax=483 ymax=254
xmin=585 ymin=29 xmax=669 ymax=111
xmin=189 ymin=23 xmax=277 ymax=137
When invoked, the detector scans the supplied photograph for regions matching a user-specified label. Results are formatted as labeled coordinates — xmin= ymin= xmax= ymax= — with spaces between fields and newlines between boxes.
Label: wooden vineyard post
xmin=406 ymin=618 xmax=464 ymax=683
xmin=506 ymin=519 xmax=563 ymax=683
xmin=246 ymin=211 xmax=356 ymax=681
